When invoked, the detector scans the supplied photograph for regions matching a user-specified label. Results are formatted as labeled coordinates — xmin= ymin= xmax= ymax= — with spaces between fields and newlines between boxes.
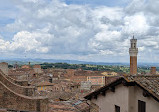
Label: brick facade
xmin=130 ymin=56 xmax=137 ymax=75
xmin=0 ymin=70 xmax=35 ymax=96
xmin=150 ymin=67 xmax=156 ymax=75
xmin=0 ymin=81 xmax=48 ymax=112
xmin=0 ymin=68 xmax=49 ymax=111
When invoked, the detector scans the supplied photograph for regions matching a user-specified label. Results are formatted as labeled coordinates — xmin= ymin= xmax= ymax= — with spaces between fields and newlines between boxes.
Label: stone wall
xmin=1 ymin=69 xmax=29 ymax=86
xmin=0 ymin=109 xmax=7 ymax=112
xmin=0 ymin=71 xmax=34 ymax=96
xmin=0 ymin=81 xmax=48 ymax=112
xmin=0 ymin=62 xmax=8 ymax=75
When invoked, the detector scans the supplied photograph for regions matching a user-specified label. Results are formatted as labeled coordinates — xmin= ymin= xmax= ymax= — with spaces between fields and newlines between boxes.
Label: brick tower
xmin=129 ymin=36 xmax=138 ymax=75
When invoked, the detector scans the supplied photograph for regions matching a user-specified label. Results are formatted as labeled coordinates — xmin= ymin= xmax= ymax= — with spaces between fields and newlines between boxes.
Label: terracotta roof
xmin=33 ymin=65 xmax=41 ymax=68
xmin=0 ymin=62 xmax=8 ymax=65
xmin=85 ymin=75 xmax=159 ymax=102
xmin=125 ymin=75 xmax=159 ymax=99
xmin=49 ymin=100 xmax=90 ymax=112
xmin=37 ymin=81 xmax=54 ymax=86
xmin=74 ymin=70 xmax=104 ymax=76
xmin=21 ymin=65 xmax=31 ymax=69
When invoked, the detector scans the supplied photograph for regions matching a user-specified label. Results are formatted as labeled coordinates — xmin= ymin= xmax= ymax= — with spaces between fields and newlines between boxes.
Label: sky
xmin=0 ymin=0 xmax=159 ymax=63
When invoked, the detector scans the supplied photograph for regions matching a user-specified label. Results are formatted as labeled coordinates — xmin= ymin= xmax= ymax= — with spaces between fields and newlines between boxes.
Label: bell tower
xmin=129 ymin=36 xmax=138 ymax=75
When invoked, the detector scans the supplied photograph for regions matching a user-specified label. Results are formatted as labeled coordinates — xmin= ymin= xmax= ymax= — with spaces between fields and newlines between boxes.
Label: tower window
xmin=138 ymin=100 xmax=146 ymax=112
xmin=131 ymin=43 xmax=133 ymax=48
xmin=115 ymin=105 xmax=120 ymax=112
xmin=134 ymin=43 xmax=136 ymax=48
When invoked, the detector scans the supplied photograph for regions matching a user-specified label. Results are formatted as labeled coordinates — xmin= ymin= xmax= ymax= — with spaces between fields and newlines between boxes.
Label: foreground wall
xmin=91 ymin=84 xmax=129 ymax=112
xmin=0 ymin=81 xmax=48 ymax=112
xmin=0 ymin=71 xmax=35 ymax=96
xmin=129 ymin=86 xmax=159 ymax=112
xmin=91 ymin=84 xmax=159 ymax=112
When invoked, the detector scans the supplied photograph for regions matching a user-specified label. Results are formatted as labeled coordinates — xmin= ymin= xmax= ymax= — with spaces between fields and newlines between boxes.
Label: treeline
xmin=8 ymin=62 xmax=152 ymax=73
xmin=40 ymin=62 xmax=125 ymax=72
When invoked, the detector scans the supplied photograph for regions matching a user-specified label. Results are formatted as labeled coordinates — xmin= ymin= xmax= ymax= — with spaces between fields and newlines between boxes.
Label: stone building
xmin=87 ymin=75 xmax=105 ymax=87
xmin=0 ymin=69 xmax=49 ymax=111
xmin=33 ymin=64 xmax=42 ymax=74
xmin=84 ymin=37 xmax=159 ymax=112
xmin=150 ymin=67 xmax=156 ymax=75
xmin=21 ymin=65 xmax=31 ymax=69
xmin=69 ymin=69 xmax=105 ymax=87
xmin=85 ymin=75 xmax=159 ymax=112
xmin=0 ymin=62 xmax=8 ymax=75
xmin=37 ymin=81 xmax=54 ymax=91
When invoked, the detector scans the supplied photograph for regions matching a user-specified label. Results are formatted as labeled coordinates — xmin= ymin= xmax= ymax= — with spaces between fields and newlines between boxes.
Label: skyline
xmin=0 ymin=0 xmax=159 ymax=63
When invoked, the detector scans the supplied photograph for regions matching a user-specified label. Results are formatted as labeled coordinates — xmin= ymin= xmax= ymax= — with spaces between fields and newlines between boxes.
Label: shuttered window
xmin=138 ymin=100 xmax=146 ymax=112
xmin=115 ymin=105 xmax=120 ymax=112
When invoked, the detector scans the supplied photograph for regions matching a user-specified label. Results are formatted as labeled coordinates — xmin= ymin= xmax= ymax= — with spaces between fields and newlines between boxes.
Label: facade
xmin=85 ymin=76 xmax=159 ymax=112
xmin=8 ymin=68 xmax=34 ymax=80
xmin=0 ymin=67 xmax=48 ymax=111
xmin=80 ymin=81 xmax=92 ymax=90
xmin=87 ymin=75 xmax=105 ymax=87
xmin=21 ymin=65 xmax=31 ymax=69
xmin=150 ymin=67 xmax=156 ymax=74
xmin=37 ymin=81 xmax=54 ymax=91
xmin=33 ymin=64 xmax=42 ymax=73
xmin=68 ymin=69 xmax=105 ymax=87
xmin=129 ymin=36 xmax=138 ymax=75
xmin=0 ymin=62 xmax=8 ymax=75
xmin=71 ymin=75 xmax=87 ymax=83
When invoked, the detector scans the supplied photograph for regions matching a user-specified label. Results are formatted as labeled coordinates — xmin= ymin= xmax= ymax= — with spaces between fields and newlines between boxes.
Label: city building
xmin=87 ymin=75 xmax=105 ymax=87
xmin=33 ymin=64 xmax=42 ymax=73
xmin=0 ymin=62 xmax=8 ymax=75
xmin=37 ymin=81 xmax=54 ymax=91
xmin=0 ymin=66 xmax=48 ymax=111
xmin=21 ymin=65 xmax=31 ymax=69
xmin=84 ymin=37 xmax=159 ymax=112
xmin=85 ymin=75 xmax=159 ymax=112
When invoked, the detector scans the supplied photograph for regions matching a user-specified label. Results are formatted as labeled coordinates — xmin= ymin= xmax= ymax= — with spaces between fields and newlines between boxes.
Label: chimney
xmin=150 ymin=67 xmax=156 ymax=75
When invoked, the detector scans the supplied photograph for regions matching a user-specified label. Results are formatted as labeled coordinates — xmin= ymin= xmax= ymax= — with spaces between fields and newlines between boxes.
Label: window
xmin=138 ymin=100 xmax=146 ymax=112
xmin=115 ymin=105 xmax=120 ymax=112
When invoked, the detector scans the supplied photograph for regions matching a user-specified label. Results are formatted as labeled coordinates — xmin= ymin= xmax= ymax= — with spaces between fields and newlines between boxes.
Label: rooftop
xmin=85 ymin=75 xmax=159 ymax=102
xmin=125 ymin=75 xmax=159 ymax=98
xmin=37 ymin=81 xmax=54 ymax=86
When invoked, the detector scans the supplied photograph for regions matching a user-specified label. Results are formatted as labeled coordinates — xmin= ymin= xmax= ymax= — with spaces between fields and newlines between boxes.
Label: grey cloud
xmin=1 ymin=0 xmax=159 ymax=62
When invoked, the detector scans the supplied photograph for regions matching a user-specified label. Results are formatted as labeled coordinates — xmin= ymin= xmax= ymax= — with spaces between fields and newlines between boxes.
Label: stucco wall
xmin=129 ymin=86 xmax=159 ymax=112
xmin=91 ymin=84 xmax=159 ymax=112
xmin=91 ymin=84 xmax=129 ymax=112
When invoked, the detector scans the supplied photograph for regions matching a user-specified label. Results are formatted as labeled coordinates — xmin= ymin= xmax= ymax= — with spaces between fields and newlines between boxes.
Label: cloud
xmin=122 ymin=13 xmax=149 ymax=35
xmin=9 ymin=31 xmax=51 ymax=53
xmin=0 ymin=35 xmax=10 ymax=52
xmin=0 ymin=0 xmax=159 ymax=62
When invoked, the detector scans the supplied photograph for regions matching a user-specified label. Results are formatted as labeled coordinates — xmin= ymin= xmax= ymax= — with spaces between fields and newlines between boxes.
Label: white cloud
xmin=0 ymin=39 xmax=10 ymax=52
xmin=1 ymin=0 xmax=159 ymax=62
xmin=122 ymin=13 xmax=149 ymax=35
